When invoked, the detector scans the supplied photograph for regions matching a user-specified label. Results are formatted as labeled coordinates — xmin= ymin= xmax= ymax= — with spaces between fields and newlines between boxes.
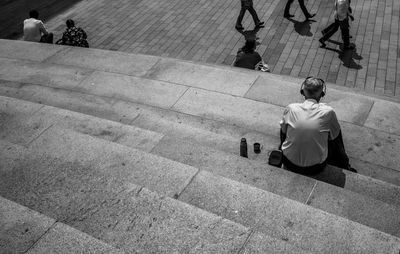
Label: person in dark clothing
xmin=58 ymin=19 xmax=89 ymax=47
xmin=236 ymin=0 xmax=264 ymax=30
xmin=284 ymin=0 xmax=315 ymax=19
xmin=319 ymin=0 xmax=354 ymax=50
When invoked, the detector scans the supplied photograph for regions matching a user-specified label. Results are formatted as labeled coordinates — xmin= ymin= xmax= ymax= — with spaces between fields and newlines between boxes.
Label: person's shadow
xmin=236 ymin=26 xmax=261 ymax=43
xmin=287 ymin=18 xmax=315 ymax=37
xmin=324 ymin=40 xmax=363 ymax=70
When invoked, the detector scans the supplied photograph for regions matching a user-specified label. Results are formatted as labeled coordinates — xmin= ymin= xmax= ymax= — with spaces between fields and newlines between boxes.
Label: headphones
xmin=300 ymin=76 xmax=326 ymax=97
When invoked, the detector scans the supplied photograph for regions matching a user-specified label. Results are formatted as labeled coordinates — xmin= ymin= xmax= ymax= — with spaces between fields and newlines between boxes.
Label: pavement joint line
xmin=170 ymin=86 xmax=190 ymax=110
xmin=175 ymin=168 xmax=202 ymax=200
xmin=23 ymin=220 xmax=58 ymax=254
xmin=361 ymin=100 xmax=375 ymax=126
xmin=143 ymin=57 xmax=162 ymax=77
xmin=243 ymin=74 xmax=261 ymax=98
xmin=305 ymin=181 xmax=318 ymax=205
xmin=237 ymin=228 xmax=257 ymax=254
xmin=26 ymin=123 xmax=54 ymax=147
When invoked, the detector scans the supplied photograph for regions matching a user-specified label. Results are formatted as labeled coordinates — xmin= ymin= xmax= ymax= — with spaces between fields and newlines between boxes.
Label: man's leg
xmin=322 ymin=22 xmax=336 ymax=35
xmin=339 ymin=18 xmax=351 ymax=49
xmin=236 ymin=2 xmax=247 ymax=29
xmin=284 ymin=0 xmax=295 ymax=17
xmin=40 ymin=33 xmax=53 ymax=44
xmin=297 ymin=0 xmax=312 ymax=18
xmin=319 ymin=19 xmax=339 ymax=47
xmin=247 ymin=5 xmax=262 ymax=25
xmin=326 ymin=131 xmax=351 ymax=170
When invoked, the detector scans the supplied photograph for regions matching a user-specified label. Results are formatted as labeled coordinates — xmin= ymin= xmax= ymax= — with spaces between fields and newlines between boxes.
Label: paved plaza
xmin=1 ymin=0 xmax=399 ymax=98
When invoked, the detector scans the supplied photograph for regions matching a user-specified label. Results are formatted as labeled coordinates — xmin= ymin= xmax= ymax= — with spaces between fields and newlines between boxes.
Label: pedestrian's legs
xmin=284 ymin=0 xmax=295 ymax=16
xmin=320 ymin=19 xmax=339 ymax=42
xmin=326 ymin=131 xmax=350 ymax=169
xmin=322 ymin=22 xmax=336 ymax=34
xmin=236 ymin=2 xmax=247 ymax=28
xmin=297 ymin=0 xmax=311 ymax=18
xmin=247 ymin=5 xmax=261 ymax=25
xmin=338 ymin=18 xmax=350 ymax=48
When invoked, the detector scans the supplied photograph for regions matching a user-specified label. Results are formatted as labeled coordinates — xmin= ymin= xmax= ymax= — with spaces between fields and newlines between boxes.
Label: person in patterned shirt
xmin=58 ymin=19 xmax=89 ymax=47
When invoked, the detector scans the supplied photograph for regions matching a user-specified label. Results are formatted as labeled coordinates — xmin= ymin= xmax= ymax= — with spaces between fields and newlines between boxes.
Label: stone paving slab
xmin=172 ymin=87 xmax=284 ymax=134
xmin=45 ymin=46 xmax=160 ymax=77
xmin=69 ymin=187 xmax=250 ymax=253
xmin=152 ymin=136 xmax=315 ymax=204
xmin=307 ymin=181 xmax=400 ymax=237
xmin=0 ymin=196 xmax=55 ymax=254
xmin=0 ymin=57 xmax=93 ymax=90
xmin=0 ymin=94 xmax=47 ymax=146
xmin=34 ymin=102 xmax=164 ymax=153
xmin=0 ymin=81 xmax=138 ymax=125
xmin=364 ymin=100 xmax=400 ymax=136
xmin=242 ymin=232 xmax=312 ymax=254
xmin=77 ymin=71 xmax=188 ymax=109
xmin=245 ymin=74 xmax=375 ymax=125
xmin=342 ymin=122 xmax=400 ymax=171
xmin=145 ymin=58 xmax=258 ymax=96
xmin=179 ymin=170 xmax=400 ymax=254
xmin=0 ymin=39 xmax=64 ymax=62
xmin=27 ymin=223 xmax=123 ymax=254
xmin=28 ymin=127 xmax=198 ymax=198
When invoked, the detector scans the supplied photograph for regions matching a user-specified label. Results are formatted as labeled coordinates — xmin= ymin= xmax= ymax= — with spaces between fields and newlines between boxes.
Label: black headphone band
xmin=300 ymin=76 xmax=326 ymax=96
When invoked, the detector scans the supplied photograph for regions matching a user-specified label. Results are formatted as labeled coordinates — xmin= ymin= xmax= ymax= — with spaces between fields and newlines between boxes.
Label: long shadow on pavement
xmin=0 ymin=0 xmax=82 ymax=39
xmin=324 ymin=40 xmax=363 ymax=70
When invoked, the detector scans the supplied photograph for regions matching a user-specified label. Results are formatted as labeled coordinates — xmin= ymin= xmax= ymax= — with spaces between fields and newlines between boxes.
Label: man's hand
xmin=349 ymin=14 xmax=354 ymax=21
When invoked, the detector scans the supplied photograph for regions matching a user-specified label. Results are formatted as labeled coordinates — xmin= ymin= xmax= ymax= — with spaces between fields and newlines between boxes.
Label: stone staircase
xmin=1 ymin=39 xmax=400 ymax=253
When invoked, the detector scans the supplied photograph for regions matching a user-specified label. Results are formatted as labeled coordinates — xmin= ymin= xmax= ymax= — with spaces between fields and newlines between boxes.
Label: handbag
xmin=268 ymin=150 xmax=283 ymax=167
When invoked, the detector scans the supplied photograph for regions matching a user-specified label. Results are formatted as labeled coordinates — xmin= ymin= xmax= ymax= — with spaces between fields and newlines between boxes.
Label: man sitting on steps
xmin=279 ymin=77 xmax=357 ymax=175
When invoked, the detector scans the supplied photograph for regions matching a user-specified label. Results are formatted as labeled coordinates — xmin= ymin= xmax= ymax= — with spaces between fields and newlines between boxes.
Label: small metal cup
xmin=254 ymin=143 xmax=261 ymax=154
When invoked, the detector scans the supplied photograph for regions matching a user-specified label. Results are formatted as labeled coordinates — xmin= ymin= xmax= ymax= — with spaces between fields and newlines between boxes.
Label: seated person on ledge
xmin=58 ymin=19 xmax=89 ymax=48
xmin=23 ymin=10 xmax=53 ymax=44
xmin=279 ymin=77 xmax=357 ymax=175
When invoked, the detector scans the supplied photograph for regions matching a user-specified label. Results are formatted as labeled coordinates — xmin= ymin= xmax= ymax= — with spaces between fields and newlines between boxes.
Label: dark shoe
xmin=319 ymin=38 xmax=326 ymax=48
xmin=306 ymin=13 xmax=316 ymax=19
xmin=255 ymin=21 xmax=265 ymax=27
xmin=347 ymin=167 xmax=357 ymax=173
xmin=235 ymin=25 xmax=244 ymax=30
xmin=284 ymin=13 xmax=295 ymax=18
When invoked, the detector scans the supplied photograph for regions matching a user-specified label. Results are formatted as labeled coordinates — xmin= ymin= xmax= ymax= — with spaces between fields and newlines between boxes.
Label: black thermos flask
xmin=240 ymin=138 xmax=248 ymax=158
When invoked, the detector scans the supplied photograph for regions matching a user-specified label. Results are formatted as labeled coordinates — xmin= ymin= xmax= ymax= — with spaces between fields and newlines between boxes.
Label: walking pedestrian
xmin=319 ymin=0 xmax=354 ymax=50
xmin=284 ymin=0 xmax=316 ymax=19
xmin=236 ymin=0 xmax=264 ymax=30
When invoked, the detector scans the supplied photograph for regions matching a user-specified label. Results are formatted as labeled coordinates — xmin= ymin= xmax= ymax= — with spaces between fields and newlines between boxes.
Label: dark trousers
xmin=236 ymin=0 xmax=261 ymax=27
xmin=40 ymin=33 xmax=54 ymax=44
xmin=281 ymin=130 xmax=350 ymax=175
xmin=320 ymin=18 xmax=350 ymax=48
xmin=284 ymin=0 xmax=311 ymax=18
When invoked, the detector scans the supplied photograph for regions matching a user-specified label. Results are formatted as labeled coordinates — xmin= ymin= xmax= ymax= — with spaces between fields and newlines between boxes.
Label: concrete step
xmin=2 ymin=94 xmax=400 ymax=210
xmin=1 ymin=56 xmax=400 ymax=187
xmin=0 ymin=196 xmax=122 ymax=254
xmin=1 ymin=129 xmax=399 ymax=254
xmin=0 ymin=141 xmax=310 ymax=254
xmin=1 ymin=79 xmax=400 ymax=189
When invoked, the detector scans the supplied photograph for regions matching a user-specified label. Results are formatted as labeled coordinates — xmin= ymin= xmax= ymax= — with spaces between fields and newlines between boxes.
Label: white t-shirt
xmin=280 ymin=99 xmax=341 ymax=167
xmin=23 ymin=18 xmax=47 ymax=42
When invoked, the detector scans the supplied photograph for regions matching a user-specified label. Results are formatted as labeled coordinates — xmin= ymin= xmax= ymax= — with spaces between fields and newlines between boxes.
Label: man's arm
xmin=279 ymin=107 xmax=289 ymax=150
xmin=38 ymin=21 xmax=49 ymax=36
